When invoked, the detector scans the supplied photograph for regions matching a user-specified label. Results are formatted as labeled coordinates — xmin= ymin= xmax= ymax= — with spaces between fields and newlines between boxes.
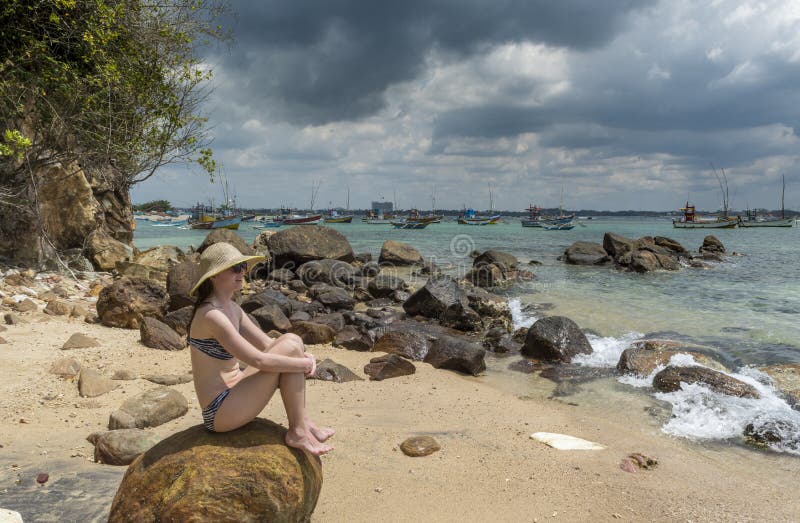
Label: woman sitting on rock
xmin=187 ymin=242 xmax=333 ymax=455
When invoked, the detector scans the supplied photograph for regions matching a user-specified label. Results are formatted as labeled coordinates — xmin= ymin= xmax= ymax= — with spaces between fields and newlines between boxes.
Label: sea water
xmin=134 ymin=217 xmax=800 ymax=453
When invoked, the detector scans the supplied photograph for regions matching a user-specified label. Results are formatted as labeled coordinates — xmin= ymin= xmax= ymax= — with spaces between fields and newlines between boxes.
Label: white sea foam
xmin=573 ymin=331 xmax=643 ymax=368
xmin=508 ymin=298 xmax=537 ymax=330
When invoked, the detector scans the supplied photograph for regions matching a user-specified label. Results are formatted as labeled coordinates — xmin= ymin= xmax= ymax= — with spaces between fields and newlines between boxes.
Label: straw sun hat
xmin=189 ymin=242 xmax=265 ymax=296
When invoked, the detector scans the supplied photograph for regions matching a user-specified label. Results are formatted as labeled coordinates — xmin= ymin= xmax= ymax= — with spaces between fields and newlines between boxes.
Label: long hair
xmin=187 ymin=279 xmax=213 ymax=335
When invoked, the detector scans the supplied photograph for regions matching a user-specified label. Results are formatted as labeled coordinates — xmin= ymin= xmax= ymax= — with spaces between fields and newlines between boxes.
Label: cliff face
xmin=0 ymin=159 xmax=134 ymax=270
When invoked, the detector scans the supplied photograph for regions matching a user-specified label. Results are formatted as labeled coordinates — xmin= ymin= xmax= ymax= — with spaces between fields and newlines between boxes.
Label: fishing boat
xmin=521 ymin=205 xmax=575 ymax=227
xmin=323 ymin=186 xmax=354 ymax=223
xmin=151 ymin=218 xmax=188 ymax=227
xmin=190 ymin=214 xmax=242 ymax=230
xmin=738 ymin=175 xmax=794 ymax=227
xmin=278 ymin=213 xmax=323 ymax=225
xmin=401 ymin=208 xmax=441 ymax=225
xmin=362 ymin=209 xmax=394 ymax=224
xmin=458 ymin=208 xmax=501 ymax=225
xmin=391 ymin=220 xmax=430 ymax=229
xmin=672 ymin=203 xmax=737 ymax=229
xmin=543 ymin=222 xmax=575 ymax=230
xmin=252 ymin=221 xmax=282 ymax=229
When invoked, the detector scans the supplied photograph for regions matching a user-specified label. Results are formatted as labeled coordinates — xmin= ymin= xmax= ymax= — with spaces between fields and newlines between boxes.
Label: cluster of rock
xmin=562 ymin=232 xmax=728 ymax=272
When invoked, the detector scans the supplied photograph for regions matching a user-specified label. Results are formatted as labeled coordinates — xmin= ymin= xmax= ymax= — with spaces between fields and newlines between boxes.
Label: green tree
xmin=133 ymin=199 xmax=174 ymax=212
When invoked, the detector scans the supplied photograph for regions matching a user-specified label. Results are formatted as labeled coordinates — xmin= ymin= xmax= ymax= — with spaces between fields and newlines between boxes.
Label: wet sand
xmin=1 ymin=314 xmax=799 ymax=522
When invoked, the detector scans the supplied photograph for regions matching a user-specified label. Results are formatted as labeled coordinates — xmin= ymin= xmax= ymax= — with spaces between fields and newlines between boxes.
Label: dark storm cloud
xmin=217 ymin=0 xmax=654 ymax=125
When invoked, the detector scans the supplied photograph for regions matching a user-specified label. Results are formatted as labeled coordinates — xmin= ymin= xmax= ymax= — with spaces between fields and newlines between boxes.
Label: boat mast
xmin=310 ymin=179 xmax=322 ymax=211
xmin=488 ymin=183 xmax=493 ymax=212
xmin=782 ymin=174 xmax=786 ymax=220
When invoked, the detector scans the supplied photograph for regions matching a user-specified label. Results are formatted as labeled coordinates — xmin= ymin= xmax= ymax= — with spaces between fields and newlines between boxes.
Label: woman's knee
xmin=275 ymin=333 xmax=304 ymax=356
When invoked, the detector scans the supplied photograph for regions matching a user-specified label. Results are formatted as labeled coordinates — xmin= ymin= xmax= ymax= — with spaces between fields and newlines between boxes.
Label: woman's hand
xmin=303 ymin=353 xmax=317 ymax=377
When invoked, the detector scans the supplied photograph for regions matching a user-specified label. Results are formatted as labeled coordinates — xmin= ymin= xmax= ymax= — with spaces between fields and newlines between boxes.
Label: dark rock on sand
xmin=88 ymin=429 xmax=160 ymax=466
xmin=368 ymin=274 xmax=406 ymax=298
xmin=267 ymin=268 xmax=295 ymax=284
xmin=50 ymin=357 xmax=82 ymax=378
xmin=289 ymin=310 xmax=312 ymax=323
xmin=268 ymin=224 xmax=355 ymax=269
xmin=653 ymin=365 xmax=759 ymax=398
xmin=403 ymin=276 xmax=482 ymax=331
xmin=97 ymin=277 xmax=168 ymax=329
xmin=108 ymin=387 xmax=188 ymax=429
xmin=143 ymin=373 xmax=193 ymax=386
xmin=140 ymin=317 xmax=185 ymax=351
xmin=108 ymin=418 xmax=322 ymax=523
xmin=314 ymin=286 xmax=356 ymax=310
xmin=250 ymin=303 xmax=293 ymax=333
xmin=373 ymin=330 xmax=432 ymax=361
xmin=61 ymin=332 xmax=100 ymax=349
xmin=424 ymin=335 xmax=486 ymax=376
xmin=166 ymin=260 xmax=201 ymax=311
xmin=297 ymin=259 xmax=356 ymax=287
xmin=333 ymin=325 xmax=374 ymax=351
xmin=291 ymin=321 xmax=337 ymax=345
xmin=163 ymin=306 xmax=194 ymax=337
xmin=400 ymin=436 xmax=441 ymax=457
xmin=379 ymin=240 xmax=423 ymax=266
xmin=311 ymin=312 xmax=346 ymax=332
xmin=241 ymin=289 xmax=292 ymax=316
xmin=522 ymin=316 xmax=593 ymax=363
xmin=313 ymin=359 xmax=363 ymax=382
xmin=364 ymin=354 xmax=416 ymax=380
xmin=563 ymin=242 xmax=611 ymax=265
xmin=78 ymin=368 xmax=119 ymax=397
xmin=44 ymin=299 xmax=72 ymax=316
xmin=197 ymin=229 xmax=254 ymax=255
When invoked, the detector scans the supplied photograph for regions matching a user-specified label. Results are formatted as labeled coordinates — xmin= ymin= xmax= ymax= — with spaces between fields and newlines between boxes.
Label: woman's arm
xmin=237 ymin=306 xmax=277 ymax=351
xmin=203 ymin=309 xmax=310 ymax=374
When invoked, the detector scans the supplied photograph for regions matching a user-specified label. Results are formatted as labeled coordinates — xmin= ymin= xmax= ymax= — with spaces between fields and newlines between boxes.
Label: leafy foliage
xmin=0 ymin=0 xmax=227 ymax=186
xmin=133 ymin=199 xmax=173 ymax=212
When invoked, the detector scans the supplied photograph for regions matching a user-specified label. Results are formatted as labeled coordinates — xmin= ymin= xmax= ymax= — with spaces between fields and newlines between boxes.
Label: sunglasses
xmin=230 ymin=262 xmax=248 ymax=274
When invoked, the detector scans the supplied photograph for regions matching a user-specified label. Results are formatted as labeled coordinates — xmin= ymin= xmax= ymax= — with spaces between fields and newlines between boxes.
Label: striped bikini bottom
xmin=202 ymin=389 xmax=231 ymax=432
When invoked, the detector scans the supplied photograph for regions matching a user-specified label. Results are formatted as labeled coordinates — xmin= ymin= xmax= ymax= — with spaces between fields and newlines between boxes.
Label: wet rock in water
xmin=163 ymin=306 xmax=193 ymax=337
xmin=313 ymin=359 xmax=363 ymax=383
xmin=291 ymin=321 xmax=337 ymax=345
xmin=61 ymin=332 xmax=100 ymax=349
xmin=616 ymin=340 xmax=728 ymax=376
xmin=50 ymin=357 xmax=82 ymax=378
xmin=97 ymin=277 xmax=168 ymax=329
xmin=166 ymin=260 xmax=201 ymax=311
xmin=603 ymin=232 xmax=638 ymax=259
xmin=466 ymin=262 xmax=505 ymax=288
xmin=424 ymin=335 xmax=486 ymax=376
xmin=368 ymin=274 xmax=405 ymax=298
xmin=364 ymin=354 xmax=416 ymax=380
xmin=522 ymin=316 xmax=593 ymax=363
xmin=108 ymin=418 xmax=322 ymax=522
xmin=743 ymin=419 xmax=799 ymax=450
xmin=13 ymin=298 xmax=37 ymax=313
xmin=267 ymin=268 xmax=295 ymax=284
xmin=372 ymin=330 xmax=432 ymax=361
xmin=44 ymin=299 xmax=72 ymax=316
xmin=379 ymin=240 xmax=423 ymax=266
xmin=88 ymin=429 xmax=160 ymax=466
xmin=512 ymin=327 xmax=529 ymax=343
xmin=112 ymin=369 xmax=138 ymax=380
xmin=108 ymin=387 xmax=188 ymax=429
xmin=699 ymin=235 xmax=725 ymax=254
xmin=400 ymin=436 xmax=441 ymax=457
xmin=241 ymin=289 xmax=292 ymax=316
xmin=143 ymin=373 xmax=193 ymax=386
xmin=403 ymin=276 xmax=482 ymax=332
xmin=140 ymin=317 xmax=185 ymax=351
xmin=250 ymin=303 xmax=292 ymax=333
xmin=474 ymin=250 xmax=518 ymax=273
xmin=759 ymin=364 xmax=800 ymax=408
xmin=268 ymin=225 xmax=355 ymax=269
xmin=652 ymin=366 xmax=760 ymax=398
xmin=563 ymin=242 xmax=611 ymax=265
xmin=197 ymin=229 xmax=254 ymax=255
xmin=333 ymin=325 xmax=374 ymax=351
xmin=79 ymin=368 xmax=119 ymax=397
xmin=483 ymin=328 xmax=522 ymax=354
xmin=654 ymin=236 xmax=687 ymax=254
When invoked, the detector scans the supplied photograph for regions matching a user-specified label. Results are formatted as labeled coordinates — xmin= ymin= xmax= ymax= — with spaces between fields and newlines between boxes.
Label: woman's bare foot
xmin=285 ymin=427 xmax=333 ymax=456
xmin=307 ymin=419 xmax=335 ymax=442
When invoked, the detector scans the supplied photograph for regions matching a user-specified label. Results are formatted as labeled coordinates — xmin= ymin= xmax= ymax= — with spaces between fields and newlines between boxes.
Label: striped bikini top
xmin=188 ymin=337 xmax=233 ymax=360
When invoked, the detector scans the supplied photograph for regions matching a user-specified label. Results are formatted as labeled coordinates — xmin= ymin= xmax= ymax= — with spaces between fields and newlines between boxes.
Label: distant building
xmin=371 ymin=201 xmax=393 ymax=213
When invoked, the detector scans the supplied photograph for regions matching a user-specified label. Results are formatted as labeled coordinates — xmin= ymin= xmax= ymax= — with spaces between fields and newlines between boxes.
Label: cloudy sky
xmin=132 ymin=0 xmax=800 ymax=212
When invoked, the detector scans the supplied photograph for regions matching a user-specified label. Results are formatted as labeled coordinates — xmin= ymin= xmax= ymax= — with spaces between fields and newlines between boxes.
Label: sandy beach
xmin=1 ymin=310 xmax=798 ymax=522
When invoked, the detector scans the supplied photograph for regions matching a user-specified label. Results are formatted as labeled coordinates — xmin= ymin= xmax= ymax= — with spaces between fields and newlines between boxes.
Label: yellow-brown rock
xmin=108 ymin=418 xmax=322 ymax=522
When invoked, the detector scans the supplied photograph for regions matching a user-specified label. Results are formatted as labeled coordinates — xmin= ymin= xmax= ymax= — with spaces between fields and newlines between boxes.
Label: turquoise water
xmin=134 ymin=217 xmax=800 ymax=365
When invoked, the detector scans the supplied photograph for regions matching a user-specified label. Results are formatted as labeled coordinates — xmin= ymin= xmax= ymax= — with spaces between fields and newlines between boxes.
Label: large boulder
xmin=700 ymin=235 xmax=725 ymax=254
xmin=197 ymin=229 xmax=254 ymax=255
xmin=522 ymin=316 xmax=593 ymax=363
xmin=108 ymin=418 xmax=322 ymax=522
xmin=133 ymin=245 xmax=184 ymax=272
xmin=242 ymin=289 xmax=293 ymax=316
xmin=424 ymin=335 xmax=486 ymax=376
xmin=333 ymin=326 xmax=374 ymax=351
xmin=653 ymin=366 xmax=759 ymax=398
xmin=291 ymin=321 xmax=337 ymax=345
xmin=250 ymin=304 xmax=292 ymax=333
xmin=166 ymin=260 xmax=201 ymax=311
xmin=564 ymin=242 xmax=611 ymax=265
xmin=759 ymin=364 xmax=800 ymax=407
xmin=368 ymin=274 xmax=406 ymax=298
xmin=296 ymin=259 xmax=355 ymax=287
xmin=617 ymin=340 xmax=728 ymax=376
xmin=364 ymin=354 xmax=416 ymax=380
xmin=465 ymin=263 xmax=505 ymax=288
xmin=268 ymin=225 xmax=354 ymax=270
xmin=79 ymin=368 xmax=119 ymax=397
xmin=251 ymin=230 xmax=274 ymax=260
xmin=97 ymin=277 xmax=168 ymax=329
xmin=378 ymin=240 xmax=423 ymax=266
xmin=403 ymin=276 xmax=482 ymax=331
xmin=163 ymin=306 xmax=194 ymax=337
xmin=372 ymin=330 xmax=432 ymax=361
xmin=602 ymin=232 xmax=638 ymax=260
xmin=314 ymin=286 xmax=356 ymax=311
xmin=88 ymin=229 xmax=134 ymax=271
xmin=313 ymin=359 xmax=363 ymax=382
xmin=88 ymin=429 xmax=160 ymax=466
xmin=654 ymin=236 xmax=687 ymax=254
xmin=140 ymin=317 xmax=185 ymax=351
xmin=115 ymin=261 xmax=167 ymax=282
xmin=108 ymin=387 xmax=189 ymax=429
xmin=473 ymin=250 xmax=518 ymax=273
